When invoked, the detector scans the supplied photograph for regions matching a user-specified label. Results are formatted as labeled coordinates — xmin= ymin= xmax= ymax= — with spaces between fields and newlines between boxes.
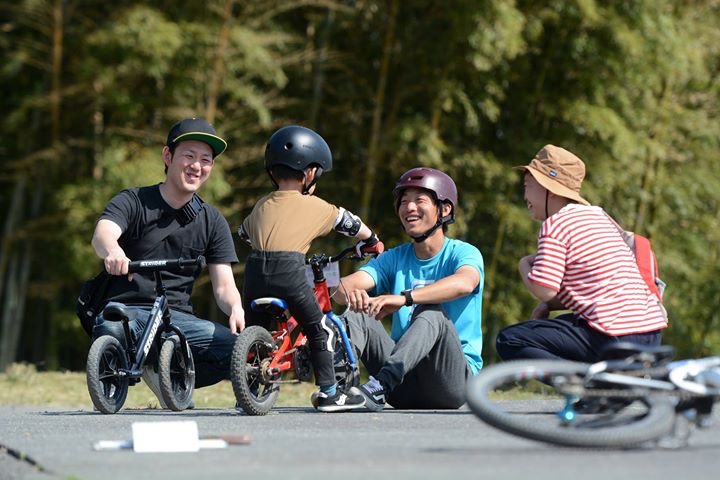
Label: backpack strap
xmin=603 ymin=212 xmax=664 ymax=303
xmin=632 ymin=233 xmax=662 ymax=300
xmin=126 ymin=190 xmax=204 ymax=259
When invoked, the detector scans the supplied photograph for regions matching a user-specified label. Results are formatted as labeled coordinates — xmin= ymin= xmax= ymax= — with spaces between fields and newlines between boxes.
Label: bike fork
xmin=326 ymin=311 xmax=357 ymax=369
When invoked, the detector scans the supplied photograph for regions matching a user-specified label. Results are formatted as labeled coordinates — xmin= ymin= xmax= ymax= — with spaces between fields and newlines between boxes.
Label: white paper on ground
xmin=131 ymin=421 xmax=200 ymax=453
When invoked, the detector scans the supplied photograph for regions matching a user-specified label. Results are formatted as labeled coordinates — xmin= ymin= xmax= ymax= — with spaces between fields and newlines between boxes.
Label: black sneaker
xmin=358 ymin=376 xmax=386 ymax=412
xmin=314 ymin=390 xmax=366 ymax=412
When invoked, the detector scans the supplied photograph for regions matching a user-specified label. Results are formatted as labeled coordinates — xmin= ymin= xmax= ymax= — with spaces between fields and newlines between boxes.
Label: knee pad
xmin=303 ymin=316 xmax=335 ymax=352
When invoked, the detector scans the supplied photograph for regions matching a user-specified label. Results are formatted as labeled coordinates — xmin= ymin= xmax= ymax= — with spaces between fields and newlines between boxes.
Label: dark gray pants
xmin=344 ymin=305 xmax=469 ymax=409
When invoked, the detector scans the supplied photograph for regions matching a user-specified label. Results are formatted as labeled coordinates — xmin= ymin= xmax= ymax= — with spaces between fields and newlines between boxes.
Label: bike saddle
xmin=600 ymin=342 xmax=675 ymax=364
xmin=251 ymin=297 xmax=289 ymax=317
xmin=101 ymin=303 xmax=130 ymax=322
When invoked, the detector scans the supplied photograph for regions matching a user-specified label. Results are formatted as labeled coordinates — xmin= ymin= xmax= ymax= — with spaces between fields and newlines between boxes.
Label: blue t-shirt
xmin=360 ymin=238 xmax=484 ymax=373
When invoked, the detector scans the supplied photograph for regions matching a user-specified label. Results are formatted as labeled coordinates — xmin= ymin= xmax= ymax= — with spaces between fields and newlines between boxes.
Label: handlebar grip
xmin=363 ymin=241 xmax=384 ymax=255
xmin=128 ymin=256 xmax=205 ymax=274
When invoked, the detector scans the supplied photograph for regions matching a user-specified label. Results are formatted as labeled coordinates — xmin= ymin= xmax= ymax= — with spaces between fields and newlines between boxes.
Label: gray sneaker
xmin=358 ymin=376 xmax=386 ymax=412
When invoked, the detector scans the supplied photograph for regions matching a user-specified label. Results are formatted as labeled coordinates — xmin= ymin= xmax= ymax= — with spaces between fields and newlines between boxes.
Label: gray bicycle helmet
xmin=393 ymin=167 xmax=458 ymax=242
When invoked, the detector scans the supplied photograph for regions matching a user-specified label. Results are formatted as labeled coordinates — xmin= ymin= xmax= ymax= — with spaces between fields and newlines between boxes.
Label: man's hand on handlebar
xmin=104 ymin=247 xmax=133 ymax=281
xmin=354 ymin=233 xmax=384 ymax=258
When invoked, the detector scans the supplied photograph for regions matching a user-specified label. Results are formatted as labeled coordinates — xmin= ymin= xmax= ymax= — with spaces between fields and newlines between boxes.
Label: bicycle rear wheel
xmin=466 ymin=360 xmax=676 ymax=448
xmin=230 ymin=326 xmax=280 ymax=415
xmin=86 ymin=335 xmax=129 ymax=414
xmin=158 ymin=336 xmax=195 ymax=411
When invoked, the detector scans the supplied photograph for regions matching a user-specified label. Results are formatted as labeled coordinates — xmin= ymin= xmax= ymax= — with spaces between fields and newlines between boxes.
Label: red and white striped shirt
xmin=528 ymin=204 xmax=668 ymax=336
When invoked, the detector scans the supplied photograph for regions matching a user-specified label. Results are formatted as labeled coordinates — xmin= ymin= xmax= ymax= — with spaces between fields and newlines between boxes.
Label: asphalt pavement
xmin=1 ymin=402 xmax=720 ymax=480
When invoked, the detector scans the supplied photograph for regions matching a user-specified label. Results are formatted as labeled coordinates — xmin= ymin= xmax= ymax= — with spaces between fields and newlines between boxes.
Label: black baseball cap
xmin=166 ymin=118 xmax=227 ymax=158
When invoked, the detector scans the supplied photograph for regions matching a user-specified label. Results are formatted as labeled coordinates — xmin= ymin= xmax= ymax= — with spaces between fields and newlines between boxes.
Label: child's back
xmin=239 ymin=125 xmax=381 ymax=413
xmin=242 ymin=190 xmax=339 ymax=254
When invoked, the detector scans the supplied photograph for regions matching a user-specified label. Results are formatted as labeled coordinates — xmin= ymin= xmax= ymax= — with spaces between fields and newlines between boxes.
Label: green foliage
xmin=1 ymin=0 xmax=719 ymax=370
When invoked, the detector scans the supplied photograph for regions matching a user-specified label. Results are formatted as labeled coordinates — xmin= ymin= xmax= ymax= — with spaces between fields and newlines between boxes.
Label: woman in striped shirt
xmin=495 ymin=145 xmax=667 ymax=362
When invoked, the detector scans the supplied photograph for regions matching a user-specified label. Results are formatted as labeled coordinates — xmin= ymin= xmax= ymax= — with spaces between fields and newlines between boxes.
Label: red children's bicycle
xmin=230 ymin=242 xmax=382 ymax=415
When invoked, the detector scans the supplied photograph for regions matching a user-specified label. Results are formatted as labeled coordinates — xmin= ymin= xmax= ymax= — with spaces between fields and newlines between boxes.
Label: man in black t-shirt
xmin=91 ymin=118 xmax=244 ymax=403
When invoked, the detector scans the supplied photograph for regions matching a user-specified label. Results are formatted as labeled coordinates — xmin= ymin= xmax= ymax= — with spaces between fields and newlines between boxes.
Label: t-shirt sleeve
xmin=99 ymin=189 xmax=138 ymax=232
xmin=204 ymin=207 xmax=239 ymax=264
xmin=359 ymin=249 xmax=393 ymax=294
xmin=452 ymin=241 xmax=484 ymax=280
xmin=314 ymin=197 xmax=340 ymax=235
xmin=528 ymin=234 xmax=566 ymax=291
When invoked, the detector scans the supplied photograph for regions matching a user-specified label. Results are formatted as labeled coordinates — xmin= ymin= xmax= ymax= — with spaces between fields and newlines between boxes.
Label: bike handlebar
xmin=329 ymin=243 xmax=383 ymax=263
xmin=128 ymin=256 xmax=206 ymax=274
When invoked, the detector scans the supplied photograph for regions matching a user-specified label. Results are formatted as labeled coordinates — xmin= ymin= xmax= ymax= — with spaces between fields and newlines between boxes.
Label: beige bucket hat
xmin=514 ymin=144 xmax=590 ymax=205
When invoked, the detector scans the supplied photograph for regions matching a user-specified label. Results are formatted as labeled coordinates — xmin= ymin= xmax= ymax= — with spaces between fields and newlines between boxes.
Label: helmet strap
xmin=410 ymin=219 xmax=443 ymax=243
xmin=302 ymin=167 xmax=323 ymax=195
xmin=267 ymin=169 xmax=279 ymax=190
xmin=408 ymin=201 xmax=453 ymax=243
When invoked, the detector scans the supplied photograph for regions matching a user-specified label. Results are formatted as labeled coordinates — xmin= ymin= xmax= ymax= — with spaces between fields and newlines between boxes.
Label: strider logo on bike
xmin=143 ymin=310 xmax=163 ymax=356
xmin=139 ymin=260 xmax=169 ymax=268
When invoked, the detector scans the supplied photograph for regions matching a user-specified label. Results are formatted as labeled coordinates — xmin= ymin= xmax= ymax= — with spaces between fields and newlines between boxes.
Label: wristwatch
xmin=401 ymin=289 xmax=414 ymax=307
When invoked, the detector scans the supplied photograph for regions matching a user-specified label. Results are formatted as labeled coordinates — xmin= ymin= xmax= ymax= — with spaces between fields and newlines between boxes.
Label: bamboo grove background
xmin=1 ymin=0 xmax=719 ymax=371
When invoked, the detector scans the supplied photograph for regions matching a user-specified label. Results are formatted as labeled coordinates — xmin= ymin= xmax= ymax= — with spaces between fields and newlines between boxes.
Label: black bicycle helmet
xmin=393 ymin=167 xmax=458 ymax=242
xmin=264 ymin=125 xmax=332 ymax=193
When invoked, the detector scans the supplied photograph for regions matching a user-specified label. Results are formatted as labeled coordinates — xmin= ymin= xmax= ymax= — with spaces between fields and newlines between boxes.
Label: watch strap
xmin=402 ymin=289 xmax=413 ymax=307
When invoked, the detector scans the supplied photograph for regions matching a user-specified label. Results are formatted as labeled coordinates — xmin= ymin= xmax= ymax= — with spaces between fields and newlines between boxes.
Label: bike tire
xmin=158 ymin=336 xmax=195 ymax=411
xmin=86 ymin=335 xmax=129 ymax=414
xmin=231 ymin=326 xmax=280 ymax=416
xmin=466 ymin=360 xmax=677 ymax=448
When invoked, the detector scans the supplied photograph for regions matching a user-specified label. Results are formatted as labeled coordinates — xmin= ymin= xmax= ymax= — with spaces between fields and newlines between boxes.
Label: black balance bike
xmin=86 ymin=257 xmax=204 ymax=414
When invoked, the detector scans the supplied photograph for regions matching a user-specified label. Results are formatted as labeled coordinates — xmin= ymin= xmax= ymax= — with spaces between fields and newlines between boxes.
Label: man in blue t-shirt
xmin=336 ymin=167 xmax=484 ymax=410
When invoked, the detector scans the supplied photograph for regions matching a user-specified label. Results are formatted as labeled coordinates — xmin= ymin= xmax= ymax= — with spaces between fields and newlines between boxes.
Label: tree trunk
xmin=0 ymin=177 xmax=27 ymax=371
xmin=359 ymin=0 xmax=399 ymax=221
xmin=309 ymin=10 xmax=335 ymax=127
xmin=206 ymin=0 xmax=234 ymax=123
xmin=51 ymin=0 xmax=63 ymax=145
xmin=92 ymin=80 xmax=104 ymax=180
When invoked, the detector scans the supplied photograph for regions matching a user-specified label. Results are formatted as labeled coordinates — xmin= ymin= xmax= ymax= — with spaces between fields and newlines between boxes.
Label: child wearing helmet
xmin=336 ymin=167 xmax=484 ymax=411
xmin=238 ymin=125 xmax=382 ymax=412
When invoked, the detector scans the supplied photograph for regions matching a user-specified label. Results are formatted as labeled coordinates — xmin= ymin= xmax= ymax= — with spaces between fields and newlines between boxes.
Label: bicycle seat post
xmin=153 ymin=270 xmax=166 ymax=297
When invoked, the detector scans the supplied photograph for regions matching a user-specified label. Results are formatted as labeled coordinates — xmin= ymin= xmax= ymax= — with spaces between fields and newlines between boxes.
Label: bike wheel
xmin=466 ymin=360 xmax=676 ymax=448
xmin=158 ymin=336 xmax=195 ymax=411
xmin=231 ymin=326 xmax=280 ymax=416
xmin=86 ymin=335 xmax=129 ymax=414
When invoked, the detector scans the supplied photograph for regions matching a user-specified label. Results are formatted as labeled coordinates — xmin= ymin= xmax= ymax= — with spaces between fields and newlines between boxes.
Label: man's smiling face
xmin=163 ymin=140 xmax=214 ymax=194
xmin=397 ymin=187 xmax=441 ymax=236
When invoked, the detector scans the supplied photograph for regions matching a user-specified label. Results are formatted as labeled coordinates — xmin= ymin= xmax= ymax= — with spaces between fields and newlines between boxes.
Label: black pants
xmin=495 ymin=313 xmax=662 ymax=363
xmin=242 ymin=250 xmax=334 ymax=386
